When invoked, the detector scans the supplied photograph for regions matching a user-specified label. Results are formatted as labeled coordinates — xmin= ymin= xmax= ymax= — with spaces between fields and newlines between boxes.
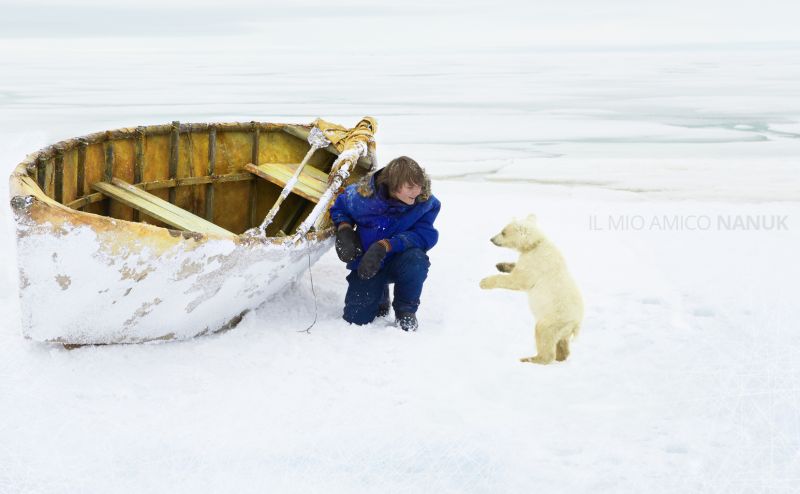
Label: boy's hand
xmin=358 ymin=241 xmax=390 ymax=280
xmin=335 ymin=224 xmax=362 ymax=262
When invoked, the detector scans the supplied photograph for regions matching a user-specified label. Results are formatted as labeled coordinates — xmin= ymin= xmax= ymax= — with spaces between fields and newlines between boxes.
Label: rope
xmin=297 ymin=249 xmax=318 ymax=334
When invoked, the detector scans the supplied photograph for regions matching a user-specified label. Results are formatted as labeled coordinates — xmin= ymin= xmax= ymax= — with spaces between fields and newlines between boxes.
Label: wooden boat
xmin=8 ymin=117 xmax=377 ymax=344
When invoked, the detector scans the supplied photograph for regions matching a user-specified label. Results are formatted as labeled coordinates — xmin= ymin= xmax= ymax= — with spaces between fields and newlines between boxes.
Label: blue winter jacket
xmin=329 ymin=169 xmax=441 ymax=270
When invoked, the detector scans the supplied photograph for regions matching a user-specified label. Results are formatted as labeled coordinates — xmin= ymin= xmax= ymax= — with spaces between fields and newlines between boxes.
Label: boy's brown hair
xmin=357 ymin=156 xmax=431 ymax=202
xmin=376 ymin=156 xmax=425 ymax=192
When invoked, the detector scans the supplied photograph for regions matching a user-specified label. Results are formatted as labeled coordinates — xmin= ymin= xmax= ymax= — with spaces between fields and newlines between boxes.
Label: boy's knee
xmin=397 ymin=248 xmax=430 ymax=272
xmin=343 ymin=292 xmax=380 ymax=324
xmin=343 ymin=271 xmax=385 ymax=325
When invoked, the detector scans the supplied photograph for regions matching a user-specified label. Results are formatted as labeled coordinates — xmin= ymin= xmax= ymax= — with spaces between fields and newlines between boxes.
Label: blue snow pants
xmin=343 ymin=248 xmax=431 ymax=325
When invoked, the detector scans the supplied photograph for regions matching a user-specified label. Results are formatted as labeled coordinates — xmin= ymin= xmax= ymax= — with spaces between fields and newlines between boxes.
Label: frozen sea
xmin=1 ymin=2 xmax=799 ymax=493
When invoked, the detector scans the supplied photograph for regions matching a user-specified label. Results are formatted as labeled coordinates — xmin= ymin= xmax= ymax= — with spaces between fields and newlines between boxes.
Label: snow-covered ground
xmin=1 ymin=2 xmax=800 ymax=492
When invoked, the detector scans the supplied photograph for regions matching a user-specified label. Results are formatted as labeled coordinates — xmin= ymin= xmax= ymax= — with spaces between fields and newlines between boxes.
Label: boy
xmin=329 ymin=156 xmax=440 ymax=331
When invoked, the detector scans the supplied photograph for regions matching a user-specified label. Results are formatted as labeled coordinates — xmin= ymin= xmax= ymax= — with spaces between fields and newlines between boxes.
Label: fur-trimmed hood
xmin=355 ymin=167 xmax=432 ymax=203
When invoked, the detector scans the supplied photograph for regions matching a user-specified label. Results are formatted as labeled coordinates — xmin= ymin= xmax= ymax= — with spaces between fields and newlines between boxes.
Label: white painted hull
xmin=10 ymin=192 xmax=333 ymax=345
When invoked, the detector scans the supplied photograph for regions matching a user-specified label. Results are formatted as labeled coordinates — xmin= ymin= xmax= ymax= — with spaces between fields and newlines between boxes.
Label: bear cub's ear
xmin=526 ymin=214 xmax=538 ymax=223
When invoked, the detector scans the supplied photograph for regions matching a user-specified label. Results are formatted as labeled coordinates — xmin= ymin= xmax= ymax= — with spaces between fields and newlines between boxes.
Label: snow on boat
xmin=8 ymin=117 xmax=377 ymax=344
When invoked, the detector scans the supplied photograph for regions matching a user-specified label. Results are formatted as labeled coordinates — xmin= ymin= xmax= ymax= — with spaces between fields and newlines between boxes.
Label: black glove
xmin=358 ymin=241 xmax=389 ymax=280
xmin=335 ymin=224 xmax=362 ymax=262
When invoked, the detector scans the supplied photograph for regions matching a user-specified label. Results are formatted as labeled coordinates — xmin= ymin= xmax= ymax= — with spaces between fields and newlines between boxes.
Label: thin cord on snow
xmin=298 ymin=250 xmax=318 ymax=334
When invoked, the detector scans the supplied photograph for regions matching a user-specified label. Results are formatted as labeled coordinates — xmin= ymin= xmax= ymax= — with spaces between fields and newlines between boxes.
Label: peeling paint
xmin=182 ymin=231 xmax=204 ymax=241
xmin=175 ymin=258 xmax=204 ymax=281
xmin=119 ymin=265 xmax=154 ymax=282
xmin=54 ymin=274 xmax=71 ymax=290
xmin=124 ymin=298 xmax=163 ymax=328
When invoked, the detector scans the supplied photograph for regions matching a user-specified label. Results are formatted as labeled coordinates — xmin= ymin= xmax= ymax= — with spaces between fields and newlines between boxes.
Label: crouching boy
xmin=329 ymin=156 xmax=441 ymax=331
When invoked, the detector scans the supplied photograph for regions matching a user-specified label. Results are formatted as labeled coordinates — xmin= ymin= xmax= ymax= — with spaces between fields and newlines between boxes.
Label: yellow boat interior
xmin=16 ymin=121 xmax=373 ymax=238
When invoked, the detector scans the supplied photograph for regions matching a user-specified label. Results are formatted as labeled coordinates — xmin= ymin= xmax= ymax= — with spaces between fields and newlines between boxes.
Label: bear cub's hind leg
xmin=521 ymin=322 xmax=557 ymax=365
xmin=556 ymin=338 xmax=570 ymax=361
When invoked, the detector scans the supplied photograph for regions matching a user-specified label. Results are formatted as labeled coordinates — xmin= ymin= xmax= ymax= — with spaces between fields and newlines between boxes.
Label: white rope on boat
xmin=289 ymin=140 xmax=368 ymax=245
xmin=245 ymin=127 xmax=330 ymax=237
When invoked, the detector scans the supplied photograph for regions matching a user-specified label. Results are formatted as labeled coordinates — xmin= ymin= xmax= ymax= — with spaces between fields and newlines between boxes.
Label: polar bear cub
xmin=479 ymin=215 xmax=584 ymax=364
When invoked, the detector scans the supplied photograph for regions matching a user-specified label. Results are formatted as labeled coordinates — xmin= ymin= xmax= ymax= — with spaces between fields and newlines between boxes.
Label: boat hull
xmin=11 ymin=194 xmax=332 ymax=344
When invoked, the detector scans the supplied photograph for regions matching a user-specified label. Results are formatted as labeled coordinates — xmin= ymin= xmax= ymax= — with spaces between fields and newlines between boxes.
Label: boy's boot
xmin=396 ymin=312 xmax=418 ymax=332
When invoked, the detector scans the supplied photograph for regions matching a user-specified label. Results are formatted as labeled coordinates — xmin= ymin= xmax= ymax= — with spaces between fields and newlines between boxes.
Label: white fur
xmin=480 ymin=214 xmax=584 ymax=364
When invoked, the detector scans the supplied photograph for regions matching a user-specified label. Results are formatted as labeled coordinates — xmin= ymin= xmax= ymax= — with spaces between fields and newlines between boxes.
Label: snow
xmin=2 ymin=183 xmax=798 ymax=492
xmin=1 ymin=2 xmax=800 ymax=492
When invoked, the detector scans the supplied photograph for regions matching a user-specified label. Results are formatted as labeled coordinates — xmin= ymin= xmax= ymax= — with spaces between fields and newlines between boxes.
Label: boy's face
xmin=392 ymin=182 xmax=423 ymax=205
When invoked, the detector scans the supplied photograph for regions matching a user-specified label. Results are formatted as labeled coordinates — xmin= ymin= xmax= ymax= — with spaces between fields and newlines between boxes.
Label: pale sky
xmin=1 ymin=0 xmax=798 ymax=48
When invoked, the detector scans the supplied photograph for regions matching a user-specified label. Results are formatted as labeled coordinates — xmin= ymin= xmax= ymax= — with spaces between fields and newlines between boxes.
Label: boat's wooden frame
xmin=8 ymin=120 xmax=375 ymax=344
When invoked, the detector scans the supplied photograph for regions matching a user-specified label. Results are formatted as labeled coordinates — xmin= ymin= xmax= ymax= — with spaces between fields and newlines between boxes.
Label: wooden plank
xmin=104 ymin=138 xmax=114 ymax=182
xmin=54 ymin=150 xmax=64 ymax=203
xmin=36 ymin=157 xmax=47 ymax=192
xmin=103 ymin=138 xmax=114 ymax=215
xmin=253 ymin=162 xmax=329 ymax=186
xmin=281 ymin=162 xmax=328 ymax=183
xmin=135 ymin=127 xmax=145 ymax=184
xmin=91 ymin=178 xmax=234 ymax=237
xmin=66 ymin=173 xmax=252 ymax=210
xmin=244 ymin=162 xmax=328 ymax=203
xmin=205 ymin=125 xmax=216 ymax=221
xmin=93 ymin=182 xmax=186 ymax=229
xmin=168 ymin=120 xmax=179 ymax=204
xmin=66 ymin=192 xmax=104 ymax=210
xmin=211 ymin=172 xmax=253 ymax=184
xmin=76 ymin=139 xmax=87 ymax=197
xmin=134 ymin=127 xmax=145 ymax=222
xmin=116 ymin=178 xmax=234 ymax=237
xmin=138 ymin=173 xmax=253 ymax=191
xmin=112 ymin=177 xmax=233 ymax=237
xmin=249 ymin=122 xmax=259 ymax=227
